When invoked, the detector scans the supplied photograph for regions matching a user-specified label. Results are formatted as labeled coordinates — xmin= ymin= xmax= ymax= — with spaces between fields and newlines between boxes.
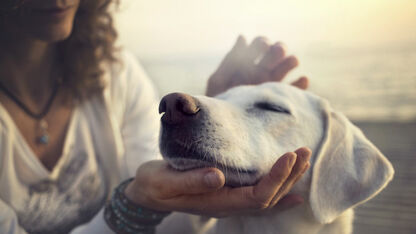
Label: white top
xmin=0 ymin=52 xmax=162 ymax=234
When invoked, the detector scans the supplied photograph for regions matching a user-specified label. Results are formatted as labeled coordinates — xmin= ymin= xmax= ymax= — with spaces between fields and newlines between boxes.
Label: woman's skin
xmin=125 ymin=149 xmax=311 ymax=217
xmin=0 ymin=0 xmax=311 ymax=219
xmin=207 ymin=35 xmax=308 ymax=97
xmin=0 ymin=0 xmax=80 ymax=170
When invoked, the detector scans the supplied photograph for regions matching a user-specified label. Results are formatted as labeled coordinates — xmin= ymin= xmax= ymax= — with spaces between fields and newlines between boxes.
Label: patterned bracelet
xmin=104 ymin=178 xmax=171 ymax=234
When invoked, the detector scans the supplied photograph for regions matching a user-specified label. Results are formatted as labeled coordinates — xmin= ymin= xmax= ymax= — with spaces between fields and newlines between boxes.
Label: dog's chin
xmin=160 ymin=134 xmax=260 ymax=187
xmin=164 ymin=157 xmax=260 ymax=187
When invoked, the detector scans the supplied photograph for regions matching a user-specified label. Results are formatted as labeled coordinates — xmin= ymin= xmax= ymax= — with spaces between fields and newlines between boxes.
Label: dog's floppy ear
xmin=309 ymin=101 xmax=394 ymax=224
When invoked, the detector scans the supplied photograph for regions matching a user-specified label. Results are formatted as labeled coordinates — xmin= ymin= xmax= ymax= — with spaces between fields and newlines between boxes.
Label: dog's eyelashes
xmin=254 ymin=102 xmax=291 ymax=114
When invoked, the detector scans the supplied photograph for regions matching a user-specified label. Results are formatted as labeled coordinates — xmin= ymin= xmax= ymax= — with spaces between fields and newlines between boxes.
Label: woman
xmin=0 ymin=0 xmax=311 ymax=233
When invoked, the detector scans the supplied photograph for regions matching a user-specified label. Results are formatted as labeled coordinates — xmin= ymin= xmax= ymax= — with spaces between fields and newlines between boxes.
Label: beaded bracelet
xmin=104 ymin=178 xmax=171 ymax=234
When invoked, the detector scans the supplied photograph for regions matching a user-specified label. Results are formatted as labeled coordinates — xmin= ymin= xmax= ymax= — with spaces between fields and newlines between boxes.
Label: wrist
xmin=104 ymin=178 xmax=171 ymax=234
xmin=124 ymin=178 xmax=171 ymax=212
xmin=124 ymin=178 xmax=146 ymax=205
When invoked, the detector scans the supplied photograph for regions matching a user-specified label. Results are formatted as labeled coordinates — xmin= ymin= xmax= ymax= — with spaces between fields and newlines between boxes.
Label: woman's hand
xmin=124 ymin=147 xmax=311 ymax=218
xmin=206 ymin=36 xmax=309 ymax=97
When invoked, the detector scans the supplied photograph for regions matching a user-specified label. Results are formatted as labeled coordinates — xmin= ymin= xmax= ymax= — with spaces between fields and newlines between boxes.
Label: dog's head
xmin=159 ymin=82 xmax=394 ymax=223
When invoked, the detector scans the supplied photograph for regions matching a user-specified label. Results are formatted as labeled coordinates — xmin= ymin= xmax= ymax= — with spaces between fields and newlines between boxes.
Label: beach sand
xmin=353 ymin=121 xmax=416 ymax=234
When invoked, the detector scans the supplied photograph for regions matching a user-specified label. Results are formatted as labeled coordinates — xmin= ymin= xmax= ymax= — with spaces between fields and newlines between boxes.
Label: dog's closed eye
xmin=254 ymin=102 xmax=291 ymax=114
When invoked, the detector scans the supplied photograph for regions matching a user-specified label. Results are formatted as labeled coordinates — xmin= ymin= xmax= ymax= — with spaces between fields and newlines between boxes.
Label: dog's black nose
xmin=159 ymin=92 xmax=200 ymax=124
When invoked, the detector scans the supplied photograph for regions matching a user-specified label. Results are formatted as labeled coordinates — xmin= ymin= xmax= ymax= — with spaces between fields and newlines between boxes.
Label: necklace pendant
xmin=38 ymin=134 xmax=50 ymax=145
xmin=40 ymin=119 xmax=48 ymax=130
xmin=37 ymin=119 xmax=49 ymax=145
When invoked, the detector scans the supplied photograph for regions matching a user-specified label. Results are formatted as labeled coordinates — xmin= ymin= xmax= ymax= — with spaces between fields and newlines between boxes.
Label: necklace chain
xmin=0 ymin=81 xmax=60 ymax=145
xmin=0 ymin=81 xmax=59 ymax=120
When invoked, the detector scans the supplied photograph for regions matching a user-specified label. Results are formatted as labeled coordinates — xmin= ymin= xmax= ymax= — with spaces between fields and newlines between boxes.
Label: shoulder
xmin=105 ymin=50 xmax=157 ymax=98
xmin=102 ymin=50 xmax=159 ymax=125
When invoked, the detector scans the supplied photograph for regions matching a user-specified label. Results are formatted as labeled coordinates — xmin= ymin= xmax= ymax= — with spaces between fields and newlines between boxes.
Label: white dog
xmin=157 ymin=82 xmax=394 ymax=234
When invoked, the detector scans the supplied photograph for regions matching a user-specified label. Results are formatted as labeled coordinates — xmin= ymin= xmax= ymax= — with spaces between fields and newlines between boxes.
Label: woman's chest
xmin=0 ymin=117 xmax=110 ymax=233
xmin=14 ymin=150 xmax=108 ymax=234
xmin=0 ymin=94 xmax=74 ymax=171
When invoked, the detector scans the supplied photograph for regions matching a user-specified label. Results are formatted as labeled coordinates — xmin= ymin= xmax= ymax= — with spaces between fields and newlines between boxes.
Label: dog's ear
xmin=309 ymin=101 xmax=394 ymax=224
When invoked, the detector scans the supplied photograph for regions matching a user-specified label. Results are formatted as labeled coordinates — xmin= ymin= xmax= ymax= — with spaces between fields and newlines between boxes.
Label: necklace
xmin=0 ymin=81 xmax=59 ymax=145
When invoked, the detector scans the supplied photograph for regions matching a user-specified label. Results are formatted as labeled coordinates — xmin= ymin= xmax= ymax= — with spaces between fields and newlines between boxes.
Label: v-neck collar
xmin=0 ymin=102 xmax=79 ymax=181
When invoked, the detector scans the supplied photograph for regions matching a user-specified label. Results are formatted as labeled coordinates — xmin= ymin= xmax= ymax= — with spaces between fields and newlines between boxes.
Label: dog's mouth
xmin=166 ymin=156 xmax=260 ymax=187
xmin=161 ymin=139 xmax=260 ymax=187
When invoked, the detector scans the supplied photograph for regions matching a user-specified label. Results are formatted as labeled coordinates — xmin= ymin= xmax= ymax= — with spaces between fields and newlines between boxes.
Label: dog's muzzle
xmin=159 ymin=92 xmax=201 ymax=125
xmin=158 ymin=92 xmax=260 ymax=186
xmin=159 ymin=92 xmax=209 ymax=162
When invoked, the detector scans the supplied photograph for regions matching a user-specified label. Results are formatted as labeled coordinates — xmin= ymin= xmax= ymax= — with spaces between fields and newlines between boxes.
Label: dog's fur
xmin=158 ymin=82 xmax=394 ymax=234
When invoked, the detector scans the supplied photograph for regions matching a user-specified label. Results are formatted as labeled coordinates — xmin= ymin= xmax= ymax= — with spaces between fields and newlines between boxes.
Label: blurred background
xmin=115 ymin=0 xmax=416 ymax=233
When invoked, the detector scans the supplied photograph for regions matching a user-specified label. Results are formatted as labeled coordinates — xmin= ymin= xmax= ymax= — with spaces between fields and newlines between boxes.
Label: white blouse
xmin=0 ymin=51 xmax=162 ymax=234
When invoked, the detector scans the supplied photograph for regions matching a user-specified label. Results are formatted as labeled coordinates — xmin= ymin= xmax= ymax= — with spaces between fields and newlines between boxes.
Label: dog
xmin=157 ymin=82 xmax=394 ymax=234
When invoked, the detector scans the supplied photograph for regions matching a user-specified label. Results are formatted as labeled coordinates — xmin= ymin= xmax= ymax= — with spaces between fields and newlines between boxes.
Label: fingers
xmin=257 ymin=42 xmax=286 ymax=70
xmin=225 ymin=35 xmax=268 ymax=63
xmin=137 ymin=161 xmax=225 ymax=199
xmin=227 ymin=35 xmax=269 ymax=65
xmin=207 ymin=149 xmax=309 ymax=213
xmin=270 ymin=55 xmax=299 ymax=82
xmin=156 ymin=148 xmax=311 ymax=217
xmin=291 ymin=76 xmax=309 ymax=90
xmin=211 ymin=35 xmax=308 ymax=94
xmin=162 ymin=167 xmax=225 ymax=196
xmin=256 ymin=42 xmax=301 ymax=84
xmin=224 ymin=35 xmax=247 ymax=65
xmin=231 ymin=35 xmax=247 ymax=52
xmin=246 ymin=36 xmax=269 ymax=62
xmin=268 ymin=147 xmax=311 ymax=206
xmin=219 ymin=152 xmax=298 ymax=212
xmin=251 ymin=152 xmax=297 ymax=205
xmin=214 ymin=35 xmax=247 ymax=75
xmin=166 ymin=153 xmax=297 ymax=215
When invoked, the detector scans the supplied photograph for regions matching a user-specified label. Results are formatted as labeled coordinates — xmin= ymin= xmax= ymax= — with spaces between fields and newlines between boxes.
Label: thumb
xmin=160 ymin=166 xmax=226 ymax=196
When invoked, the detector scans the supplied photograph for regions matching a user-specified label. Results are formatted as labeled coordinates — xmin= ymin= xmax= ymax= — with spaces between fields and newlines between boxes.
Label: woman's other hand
xmin=124 ymin=147 xmax=311 ymax=217
xmin=206 ymin=36 xmax=309 ymax=97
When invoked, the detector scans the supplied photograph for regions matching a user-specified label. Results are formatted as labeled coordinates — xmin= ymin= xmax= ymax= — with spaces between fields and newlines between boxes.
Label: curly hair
xmin=1 ymin=0 xmax=120 ymax=101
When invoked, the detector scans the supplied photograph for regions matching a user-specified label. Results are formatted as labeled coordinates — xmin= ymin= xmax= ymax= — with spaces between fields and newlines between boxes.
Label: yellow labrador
xmin=158 ymin=82 xmax=394 ymax=234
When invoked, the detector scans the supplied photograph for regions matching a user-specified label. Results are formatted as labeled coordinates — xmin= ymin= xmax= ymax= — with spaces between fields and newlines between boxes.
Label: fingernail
xmin=302 ymin=150 xmax=311 ymax=162
xmin=204 ymin=172 xmax=222 ymax=188
xmin=297 ymin=147 xmax=311 ymax=161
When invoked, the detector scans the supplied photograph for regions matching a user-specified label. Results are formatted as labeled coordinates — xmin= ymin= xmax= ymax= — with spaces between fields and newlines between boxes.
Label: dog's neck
xmin=216 ymin=202 xmax=318 ymax=234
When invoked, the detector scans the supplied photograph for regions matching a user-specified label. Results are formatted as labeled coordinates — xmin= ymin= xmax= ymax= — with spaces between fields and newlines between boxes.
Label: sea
xmin=137 ymin=45 xmax=416 ymax=122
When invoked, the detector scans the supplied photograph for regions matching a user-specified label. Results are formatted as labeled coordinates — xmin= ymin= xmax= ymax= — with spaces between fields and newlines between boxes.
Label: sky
xmin=115 ymin=0 xmax=416 ymax=58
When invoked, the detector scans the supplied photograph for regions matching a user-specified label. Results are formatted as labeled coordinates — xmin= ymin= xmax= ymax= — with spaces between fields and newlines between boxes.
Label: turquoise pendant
xmin=37 ymin=119 xmax=49 ymax=145
xmin=38 ymin=134 xmax=50 ymax=145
